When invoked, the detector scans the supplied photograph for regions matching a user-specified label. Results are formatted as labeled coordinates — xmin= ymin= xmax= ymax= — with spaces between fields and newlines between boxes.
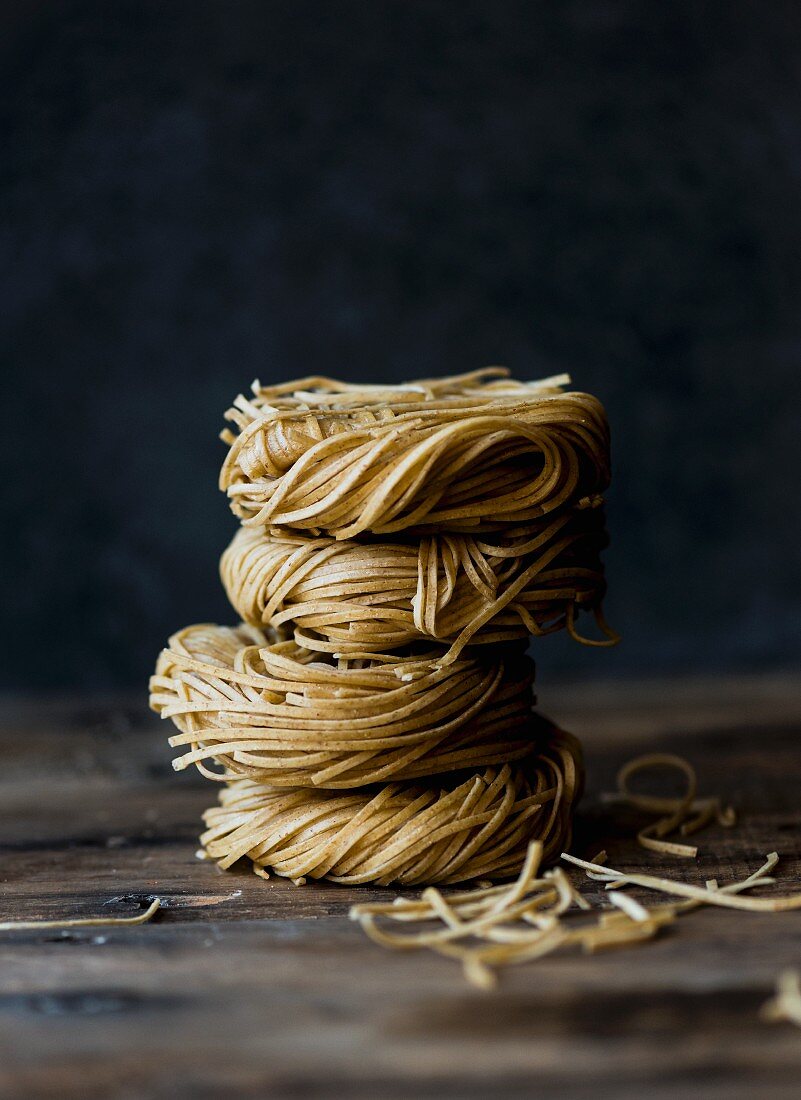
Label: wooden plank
xmin=1 ymin=676 xmax=800 ymax=1099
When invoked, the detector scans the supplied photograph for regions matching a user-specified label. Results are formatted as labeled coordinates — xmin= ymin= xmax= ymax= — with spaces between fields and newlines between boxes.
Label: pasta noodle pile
xmin=151 ymin=368 xmax=614 ymax=885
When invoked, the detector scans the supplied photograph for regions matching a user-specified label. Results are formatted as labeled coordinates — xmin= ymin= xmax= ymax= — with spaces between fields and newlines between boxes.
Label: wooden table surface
xmin=1 ymin=676 xmax=800 ymax=1099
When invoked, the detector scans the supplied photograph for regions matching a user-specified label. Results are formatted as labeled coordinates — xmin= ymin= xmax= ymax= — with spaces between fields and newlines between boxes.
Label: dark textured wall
xmin=3 ymin=1 xmax=801 ymax=689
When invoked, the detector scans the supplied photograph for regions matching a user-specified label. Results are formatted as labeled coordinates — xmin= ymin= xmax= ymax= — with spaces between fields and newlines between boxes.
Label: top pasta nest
xmin=219 ymin=367 xmax=610 ymax=539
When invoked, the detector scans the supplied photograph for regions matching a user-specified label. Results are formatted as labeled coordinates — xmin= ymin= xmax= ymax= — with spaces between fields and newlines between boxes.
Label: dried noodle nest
xmin=150 ymin=623 xmax=538 ymax=789
xmin=200 ymin=723 xmax=583 ymax=886
xmin=219 ymin=368 xmax=610 ymax=537
xmin=220 ymin=507 xmax=614 ymax=661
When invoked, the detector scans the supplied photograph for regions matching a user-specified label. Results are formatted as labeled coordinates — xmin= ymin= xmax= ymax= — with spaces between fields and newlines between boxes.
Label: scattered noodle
xmin=560 ymin=850 xmax=801 ymax=912
xmin=0 ymin=898 xmax=162 ymax=932
xmin=602 ymin=753 xmax=736 ymax=858
xmin=351 ymin=843 xmax=801 ymax=988
xmin=761 ymin=971 xmax=801 ymax=1028
xmin=199 ymin=726 xmax=583 ymax=886
xmin=150 ymin=623 xmax=542 ymax=788
xmin=607 ymin=891 xmax=652 ymax=923
xmin=350 ymin=840 xmax=672 ymax=988
xmin=218 ymin=369 xmax=610 ymax=538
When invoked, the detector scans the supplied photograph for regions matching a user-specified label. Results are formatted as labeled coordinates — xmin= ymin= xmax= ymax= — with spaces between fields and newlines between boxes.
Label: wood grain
xmin=1 ymin=675 xmax=800 ymax=1100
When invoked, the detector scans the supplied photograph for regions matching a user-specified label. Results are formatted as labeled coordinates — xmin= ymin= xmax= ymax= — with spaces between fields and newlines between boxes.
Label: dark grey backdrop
xmin=3 ymin=1 xmax=800 ymax=689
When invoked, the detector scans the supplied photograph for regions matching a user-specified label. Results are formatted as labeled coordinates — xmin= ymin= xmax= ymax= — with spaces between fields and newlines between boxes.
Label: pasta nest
xmin=220 ymin=509 xmax=615 ymax=661
xmin=150 ymin=623 xmax=540 ymax=789
xmin=200 ymin=722 xmax=583 ymax=886
xmin=219 ymin=368 xmax=610 ymax=538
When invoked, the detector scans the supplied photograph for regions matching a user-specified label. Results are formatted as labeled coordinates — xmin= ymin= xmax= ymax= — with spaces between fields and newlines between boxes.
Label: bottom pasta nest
xmin=200 ymin=722 xmax=583 ymax=886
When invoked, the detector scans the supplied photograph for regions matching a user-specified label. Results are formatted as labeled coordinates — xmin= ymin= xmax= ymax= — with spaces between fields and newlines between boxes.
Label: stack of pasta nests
xmin=150 ymin=368 xmax=615 ymax=886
